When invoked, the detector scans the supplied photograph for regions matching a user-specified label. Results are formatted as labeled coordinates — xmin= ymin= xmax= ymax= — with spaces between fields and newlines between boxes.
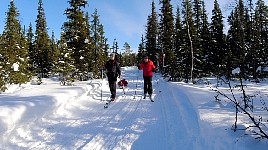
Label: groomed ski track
xmin=5 ymin=67 xmax=205 ymax=150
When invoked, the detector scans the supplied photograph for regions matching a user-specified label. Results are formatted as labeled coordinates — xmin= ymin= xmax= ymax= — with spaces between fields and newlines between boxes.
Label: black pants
xmin=108 ymin=81 xmax=116 ymax=98
xmin=143 ymin=76 xmax=152 ymax=95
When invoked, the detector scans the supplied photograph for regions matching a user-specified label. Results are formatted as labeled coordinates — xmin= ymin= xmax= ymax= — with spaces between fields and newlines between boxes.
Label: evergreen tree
xmin=0 ymin=25 xmax=6 ymax=91
xmin=227 ymin=0 xmax=248 ymax=78
xmin=91 ymin=9 xmax=108 ymax=78
xmin=57 ymin=32 xmax=76 ymax=84
xmin=137 ymin=35 xmax=146 ymax=65
xmin=121 ymin=42 xmax=134 ymax=66
xmin=159 ymin=0 xmax=176 ymax=78
xmin=209 ymin=0 xmax=225 ymax=76
xmin=62 ymin=0 xmax=90 ymax=78
xmin=27 ymin=23 xmax=35 ymax=74
xmin=50 ymin=31 xmax=60 ymax=75
xmin=199 ymin=1 xmax=211 ymax=77
xmin=34 ymin=0 xmax=52 ymax=78
xmin=192 ymin=0 xmax=203 ymax=77
xmin=181 ymin=0 xmax=195 ymax=82
xmin=1 ymin=0 xmax=30 ymax=87
xmin=145 ymin=0 xmax=158 ymax=64
xmin=174 ymin=5 xmax=184 ymax=80
xmin=254 ymin=0 xmax=268 ymax=78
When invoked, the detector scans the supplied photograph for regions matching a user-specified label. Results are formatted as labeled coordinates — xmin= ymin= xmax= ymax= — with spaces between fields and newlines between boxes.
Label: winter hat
xmin=143 ymin=55 xmax=149 ymax=59
xmin=110 ymin=53 xmax=115 ymax=57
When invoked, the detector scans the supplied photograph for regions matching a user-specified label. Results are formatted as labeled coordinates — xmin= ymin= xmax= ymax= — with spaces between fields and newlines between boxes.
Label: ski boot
xmin=149 ymin=94 xmax=154 ymax=102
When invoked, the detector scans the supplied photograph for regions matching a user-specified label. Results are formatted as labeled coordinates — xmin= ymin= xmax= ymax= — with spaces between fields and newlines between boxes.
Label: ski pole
xmin=101 ymin=68 xmax=103 ymax=101
xmin=134 ymin=70 xmax=138 ymax=99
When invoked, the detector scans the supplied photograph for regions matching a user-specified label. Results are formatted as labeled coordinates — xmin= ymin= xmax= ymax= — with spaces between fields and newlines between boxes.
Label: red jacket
xmin=139 ymin=60 xmax=156 ymax=77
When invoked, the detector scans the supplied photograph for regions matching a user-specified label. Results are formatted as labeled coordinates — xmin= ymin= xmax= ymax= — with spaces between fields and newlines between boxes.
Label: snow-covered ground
xmin=0 ymin=66 xmax=267 ymax=150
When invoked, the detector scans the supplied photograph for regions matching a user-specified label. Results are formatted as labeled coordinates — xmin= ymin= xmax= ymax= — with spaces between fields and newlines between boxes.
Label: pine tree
xmin=227 ymin=0 xmax=248 ymax=78
xmin=121 ymin=42 xmax=133 ymax=66
xmin=159 ymin=0 xmax=176 ymax=79
xmin=1 ymin=0 xmax=30 ymax=87
xmin=181 ymin=0 xmax=195 ymax=82
xmin=27 ymin=23 xmax=35 ymax=74
xmin=34 ymin=0 xmax=52 ymax=78
xmin=0 ymin=27 xmax=6 ymax=91
xmin=254 ymin=0 xmax=268 ymax=78
xmin=137 ymin=35 xmax=146 ymax=65
xmin=192 ymin=0 xmax=203 ymax=78
xmin=57 ymin=32 xmax=76 ymax=85
xmin=145 ymin=1 xmax=159 ymax=64
xmin=62 ymin=0 xmax=89 ymax=79
xmin=91 ymin=9 xmax=107 ymax=78
xmin=199 ymin=1 xmax=211 ymax=77
xmin=209 ymin=0 xmax=225 ymax=76
xmin=50 ymin=31 xmax=60 ymax=75
xmin=174 ymin=5 xmax=184 ymax=80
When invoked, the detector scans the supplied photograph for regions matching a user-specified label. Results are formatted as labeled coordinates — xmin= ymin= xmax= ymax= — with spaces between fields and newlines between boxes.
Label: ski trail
xmin=132 ymin=77 xmax=205 ymax=150
xmin=165 ymin=82 xmax=202 ymax=149
xmin=18 ymin=67 xmax=206 ymax=150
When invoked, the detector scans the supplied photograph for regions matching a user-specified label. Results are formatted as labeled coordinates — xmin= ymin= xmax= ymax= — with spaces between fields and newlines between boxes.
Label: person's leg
xmin=108 ymin=81 xmax=113 ymax=98
xmin=148 ymin=76 xmax=153 ymax=98
xmin=144 ymin=76 xmax=148 ymax=95
xmin=113 ymin=81 xmax=117 ymax=98
xmin=110 ymin=81 xmax=116 ymax=99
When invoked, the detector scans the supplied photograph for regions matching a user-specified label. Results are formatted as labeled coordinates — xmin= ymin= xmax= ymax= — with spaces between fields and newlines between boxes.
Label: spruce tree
xmin=210 ymin=0 xmax=225 ymax=76
xmin=227 ymin=0 xmax=248 ymax=78
xmin=0 ymin=27 xmax=6 ymax=91
xmin=174 ymin=5 xmax=184 ymax=80
xmin=91 ymin=9 xmax=107 ymax=78
xmin=57 ymin=32 xmax=76 ymax=84
xmin=137 ymin=35 xmax=146 ymax=65
xmin=159 ymin=0 xmax=176 ymax=79
xmin=181 ymin=0 xmax=195 ymax=82
xmin=50 ymin=31 xmax=60 ymax=75
xmin=34 ymin=0 xmax=52 ymax=78
xmin=192 ymin=0 xmax=203 ymax=78
xmin=1 ymin=0 xmax=30 ymax=86
xmin=254 ymin=0 xmax=268 ymax=78
xmin=63 ymin=0 xmax=93 ymax=79
xmin=27 ymin=23 xmax=35 ymax=74
xmin=145 ymin=1 xmax=158 ymax=64
xmin=199 ymin=1 xmax=211 ymax=77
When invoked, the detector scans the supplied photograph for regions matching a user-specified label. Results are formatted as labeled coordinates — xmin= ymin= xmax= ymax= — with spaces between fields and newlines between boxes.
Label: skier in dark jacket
xmin=105 ymin=53 xmax=121 ymax=101
xmin=139 ymin=55 xmax=156 ymax=101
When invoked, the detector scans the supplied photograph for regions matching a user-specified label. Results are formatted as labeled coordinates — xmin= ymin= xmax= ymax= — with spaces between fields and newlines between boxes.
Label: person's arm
xmin=116 ymin=62 xmax=121 ymax=78
xmin=104 ymin=61 xmax=108 ymax=70
xmin=151 ymin=61 xmax=156 ymax=72
xmin=152 ymin=62 xmax=156 ymax=69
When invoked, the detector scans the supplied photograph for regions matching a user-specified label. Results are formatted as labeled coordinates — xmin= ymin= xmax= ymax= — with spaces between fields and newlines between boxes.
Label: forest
xmin=138 ymin=0 xmax=268 ymax=83
xmin=0 ymin=0 xmax=268 ymax=91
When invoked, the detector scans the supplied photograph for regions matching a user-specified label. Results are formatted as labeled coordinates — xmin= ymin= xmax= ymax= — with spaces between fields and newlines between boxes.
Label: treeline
xmin=138 ymin=0 xmax=268 ymax=83
xmin=0 ymin=0 xmax=118 ymax=91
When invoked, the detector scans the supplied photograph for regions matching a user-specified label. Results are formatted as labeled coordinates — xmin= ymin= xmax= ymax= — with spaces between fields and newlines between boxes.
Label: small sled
xmin=117 ymin=79 xmax=128 ymax=89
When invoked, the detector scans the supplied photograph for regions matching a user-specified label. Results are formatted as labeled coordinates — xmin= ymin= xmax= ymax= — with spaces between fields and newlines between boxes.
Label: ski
xmin=104 ymin=100 xmax=111 ymax=108
xmin=143 ymin=94 xmax=154 ymax=102
xmin=104 ymin=98 xmax=115 ymax=108
xmin=149 ymin=95 xmax=154 ymax=102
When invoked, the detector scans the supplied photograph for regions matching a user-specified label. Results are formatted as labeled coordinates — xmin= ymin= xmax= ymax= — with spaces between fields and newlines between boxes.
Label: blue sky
xmin=0 ymin=0 xmax=267 ymax=53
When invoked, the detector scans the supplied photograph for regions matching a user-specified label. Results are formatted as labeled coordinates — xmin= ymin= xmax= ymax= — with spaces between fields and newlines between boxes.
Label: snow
xmin=0 ymin=66 xmax=267 ymax=150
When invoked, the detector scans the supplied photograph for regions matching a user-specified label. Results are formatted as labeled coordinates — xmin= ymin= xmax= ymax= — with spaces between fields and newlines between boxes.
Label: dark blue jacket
xmin=105 ymin=59 xmax=121 ymax=81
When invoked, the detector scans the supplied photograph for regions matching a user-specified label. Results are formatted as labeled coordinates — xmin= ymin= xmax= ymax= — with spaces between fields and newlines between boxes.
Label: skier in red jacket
xmin=139 ymin=55 xmax=156 ymax=101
